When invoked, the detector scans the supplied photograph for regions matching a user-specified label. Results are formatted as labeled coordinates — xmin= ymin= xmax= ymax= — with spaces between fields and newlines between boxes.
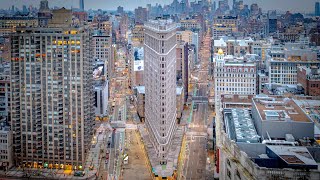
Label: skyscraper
xmin=39 ymin=0 xmax=49 ymax=11
xmin=38 ymin=0 xmax=51 ymax=27
xmin=134 ymin=6 xmax=148 ymax=24
xmin=10 ymin=8 xmax=95 ymax=168
xmin=144 ymin=19 xmax=177 ymax=165
xmin=79 ymin=0 xmax=84 ymax=11
xmin=316 ymin=2 xmax=320 ymax=16
xmin=268 ymin=10 xmax=277 ymax=34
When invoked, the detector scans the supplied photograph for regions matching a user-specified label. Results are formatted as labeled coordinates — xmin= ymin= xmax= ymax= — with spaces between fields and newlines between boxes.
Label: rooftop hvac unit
xmin=285 ymin=134 xmax=295 ymax=142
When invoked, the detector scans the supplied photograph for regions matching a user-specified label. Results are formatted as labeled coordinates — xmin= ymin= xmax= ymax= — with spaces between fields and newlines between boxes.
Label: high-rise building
xmin=117 ymin=6 xmax=124 ymax=14
xmin=212 ymin=1 xmax=217 ymax=11
xmin=22 ymin=5 xmax=28 ymax=14
xmin=38 ymin=0 xmax=52 ymax=27
xmin=213 ymin=16 xmax=238 ymax=39
xmin=10 ymin=8 xmax=95 ymax=168
xmin=233 ymin=0 xmax=236 ymax=10
xmin=144 ymin=19 xmax=177 ymax=165
xmin=0 ymin=16 xmax=38 ymax=36
xmin=176 ymin=42 xmax=189 ymax=103
xmin=92 ymin=31 xmax=113 ymax=79
xmin=268 ymin=10 xmax=277 ymax=34
xmin=39 ymin=0 xmax=49 ymax=11
xmin=0 ymin=62 xmax=10 ymax=124
xmin=316 ymin=2 xmax=320 ymax=16
xmin=79 ymin=0 xmax=84 ymax=11
xmin=134 ymin=7 xmax=148 ymax=24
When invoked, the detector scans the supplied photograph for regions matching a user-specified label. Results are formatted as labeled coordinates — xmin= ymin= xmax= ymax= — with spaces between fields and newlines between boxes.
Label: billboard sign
xmin=133 ymin=47 xmax=144 ymax=71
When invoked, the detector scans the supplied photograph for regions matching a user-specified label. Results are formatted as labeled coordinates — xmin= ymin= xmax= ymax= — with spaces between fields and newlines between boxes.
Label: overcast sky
xmin=1 ymin=0 xmax=318 ymax=13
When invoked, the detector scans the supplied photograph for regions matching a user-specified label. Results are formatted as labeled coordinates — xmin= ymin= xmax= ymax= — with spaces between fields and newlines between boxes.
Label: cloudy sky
xmin=1 ymin=0 xmax=317 ymax=12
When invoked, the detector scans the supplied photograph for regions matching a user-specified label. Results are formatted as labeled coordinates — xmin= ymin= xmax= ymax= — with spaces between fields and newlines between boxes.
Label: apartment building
xmin=10 ymin=9 xmax=95 ymax=168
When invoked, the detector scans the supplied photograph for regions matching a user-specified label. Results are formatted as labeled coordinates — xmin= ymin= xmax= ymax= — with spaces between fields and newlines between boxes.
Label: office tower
xmin=213 ymin=16 xmax=238 ymax=39
xmin=38 ymin=0 xmax=52 ymax=27
xmin=79 ymin=0 xmax=84 ymax=11
xmin=134 ymin=7 xmax=148 ymax=24
xmin=250 ymin=3 xmax=259 ymax=15
xmin=316 ymin=2 xmax=320 ymax=16
xmin=268 ymin=10 xmax=277 ymax=34
xmin=39 ymin=0 xmax=49 ymax=11
xmin=92 ymin=30 xmax=113 ymax=79
xmin=117 ymin=6 xmax=124 ymax=14
xmin=10 ymin=8 xmax=95 ymax=168
xmin=144 ymin=19 xmax=177 ymax=164
xmin=233 ymin=0 xmax=236 ymax=10
xmin=22 ymin=5 xmax=28 ymax=14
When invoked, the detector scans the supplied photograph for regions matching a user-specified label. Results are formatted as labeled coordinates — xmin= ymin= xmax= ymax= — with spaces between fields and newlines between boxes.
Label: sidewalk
xmin=0 ymin=123 xmax=112 ymax=180
xmin=0 ymin=168 xmax=97 ymax=179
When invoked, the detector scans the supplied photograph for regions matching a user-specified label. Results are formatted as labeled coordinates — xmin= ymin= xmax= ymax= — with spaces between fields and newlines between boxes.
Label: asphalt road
xmin=183 ymin=32 xmax=211 ymax=180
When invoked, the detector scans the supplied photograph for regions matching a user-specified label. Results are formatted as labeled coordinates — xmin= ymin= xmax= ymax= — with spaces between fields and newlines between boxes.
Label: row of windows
xmin=216 ymin=73 xmax=255 ymax=78
xmin=217 ymin=68 xmax=255 ymax=73
xmin=217 ymin=79 xmax=255 ymax=82
xmin=217 ymin=87 xmax=255 ymax=92
xmin=310 ymin=83 xmax=319 ymax=88
xmin=217 ymin=83 xmax=255 ymax=87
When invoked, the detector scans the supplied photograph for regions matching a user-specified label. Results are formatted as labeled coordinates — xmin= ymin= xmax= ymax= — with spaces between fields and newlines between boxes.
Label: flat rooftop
xmin=224 ymin=109 xmax=260 ymax=143
xmin=267 ymin=146 xmax=318 ymax=168
xmin=253 ymin=96 xmax=311 ymax=122
xmin=222 ymin=94 xmax=254 ymax=104
xmin=294 ymin=99 xmax=320 ymax=134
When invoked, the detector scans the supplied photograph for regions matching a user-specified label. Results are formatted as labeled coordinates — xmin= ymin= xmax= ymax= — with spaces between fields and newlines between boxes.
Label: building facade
xmin=131 ymin=24 xmax=144 ymax=45
xmin=144 ymin=19 xmax=177 ymax=164
xmin=10 ymin=26 xmax=95 ymax=168
xmin=213 ymin=16 xmax=238 ymax=39
xmin=0 ymin=17 xmax=38 ymax=36
xmin=134 ymin=7 xmax=148 ymax=24
xmin=92 ymin=33 xmax=113 ymax=79
xmin=297 ymin=66 xmax=320 ymax=96
xmin=214 ymin=49 xmax=257 ymax=102
xmin=0 ymin=62 xmax=10 ymax=124
xmin=0 ymin=124 xmax=13 ymax=170
xmin=94 ymin=81 xmax=108 ymax=117
xmin=267 ymin=59 xmax=320 ymax=85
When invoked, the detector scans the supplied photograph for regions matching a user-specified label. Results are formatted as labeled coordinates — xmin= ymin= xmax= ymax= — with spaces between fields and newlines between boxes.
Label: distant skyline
xmin=0 ymin=0 xmax=318 ymax=13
